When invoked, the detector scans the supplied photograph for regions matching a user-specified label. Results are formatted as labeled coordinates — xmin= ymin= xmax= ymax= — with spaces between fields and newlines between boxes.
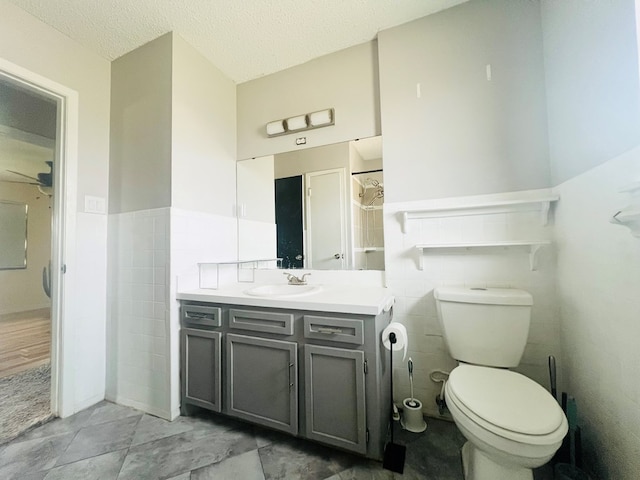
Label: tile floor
xmin=0 ymin=401 xmax=553 ymax=480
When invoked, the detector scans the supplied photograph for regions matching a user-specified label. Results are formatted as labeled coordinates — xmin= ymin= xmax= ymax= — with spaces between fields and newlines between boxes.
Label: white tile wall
xmin=106 ymin=207 xmax=171 ymax=419
xmin=554 ymin=146 xmax=640 ymax=479
xmin=384 ymin=192 xmax=560 ymax=417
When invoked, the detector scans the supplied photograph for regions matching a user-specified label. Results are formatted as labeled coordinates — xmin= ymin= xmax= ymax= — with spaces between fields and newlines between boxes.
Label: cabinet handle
xmin=315 ymin=327 xmax=343 ymax=335
xmin=289 ymin=362 xmax=294 ymax=388
xmin=185 ymin=311 xmax=213 ymax=320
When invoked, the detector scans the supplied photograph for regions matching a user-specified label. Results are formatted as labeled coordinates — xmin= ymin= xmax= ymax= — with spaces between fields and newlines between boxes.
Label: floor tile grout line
xmin=114 ymin=446 xmax=130 ymax=480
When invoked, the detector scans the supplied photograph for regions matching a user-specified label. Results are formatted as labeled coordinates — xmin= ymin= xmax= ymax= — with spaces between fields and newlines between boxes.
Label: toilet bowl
xmin=445 ymin=365 xmax=567 ymax=480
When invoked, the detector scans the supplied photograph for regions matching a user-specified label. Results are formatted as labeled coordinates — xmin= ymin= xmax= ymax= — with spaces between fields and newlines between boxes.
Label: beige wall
xmin=378 ymin=0 xmax=550 ymax=203
xmin=274 ymin=141 xmax=350 ymax=179
xmin=0 ymin=183 xmax=51 ymax=314
xmin=237 ymin=41 xmax=380 ymax=160
xmin=171 ymin=34 xmax=237 ymax=217
xmin=110 ymin=33 xmax=173 ymax=214
xmin=0 ymin=1 xmax=111 ymax=204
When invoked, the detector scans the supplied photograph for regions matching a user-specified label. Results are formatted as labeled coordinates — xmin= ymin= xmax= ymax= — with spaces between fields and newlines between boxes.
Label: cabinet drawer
xmin=182 ymin=304 xmax=222 ymax=328
xmin=304 ymin=316 xmax=364 ymax=345
xmin=229 ymin=309 xmax=294 ymax=336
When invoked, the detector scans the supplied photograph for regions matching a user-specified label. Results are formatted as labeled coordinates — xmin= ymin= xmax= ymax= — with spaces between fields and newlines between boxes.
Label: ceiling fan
xmin=4 ymin=160 xmax=53 ymax=196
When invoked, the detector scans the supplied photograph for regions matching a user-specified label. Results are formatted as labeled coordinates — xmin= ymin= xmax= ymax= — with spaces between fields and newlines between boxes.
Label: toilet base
xmin=461 ymin=442 xmax=533 ymax=480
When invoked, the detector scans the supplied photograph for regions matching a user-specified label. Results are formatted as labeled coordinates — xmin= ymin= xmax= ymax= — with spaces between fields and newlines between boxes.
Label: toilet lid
xmin=448 ymin=365 xmax=564 ymax=435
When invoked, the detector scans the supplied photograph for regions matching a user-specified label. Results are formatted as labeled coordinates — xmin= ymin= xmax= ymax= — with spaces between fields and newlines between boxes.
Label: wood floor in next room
xmin=0 ymin=308 xmax=51 ymax=379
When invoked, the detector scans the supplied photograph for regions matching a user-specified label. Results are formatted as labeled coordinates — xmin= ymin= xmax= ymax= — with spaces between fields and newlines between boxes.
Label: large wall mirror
xmin=237 ymin=136 xmax=384 ymax=270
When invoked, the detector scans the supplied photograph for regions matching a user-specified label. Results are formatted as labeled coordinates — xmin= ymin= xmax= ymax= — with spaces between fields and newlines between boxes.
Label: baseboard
xmin=105 ymin=394 xmax=172 ymax=421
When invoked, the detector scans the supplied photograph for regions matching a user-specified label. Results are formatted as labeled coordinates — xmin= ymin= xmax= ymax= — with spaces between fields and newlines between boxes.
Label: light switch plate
xmin=84 ymin=195 xmax=106 ymax=214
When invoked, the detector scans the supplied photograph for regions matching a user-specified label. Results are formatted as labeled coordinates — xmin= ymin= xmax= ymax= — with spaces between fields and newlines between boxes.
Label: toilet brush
xmin=407 ymin=358 xmax=419 ymax=408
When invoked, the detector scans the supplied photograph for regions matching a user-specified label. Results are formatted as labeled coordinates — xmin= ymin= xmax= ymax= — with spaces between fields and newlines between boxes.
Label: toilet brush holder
xmin=401 ymin=398 xmax=427 ymax=433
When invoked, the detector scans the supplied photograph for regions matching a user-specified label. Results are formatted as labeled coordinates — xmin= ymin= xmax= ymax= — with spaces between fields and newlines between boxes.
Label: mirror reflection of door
xmin=306 ymin=168 xmax=346 ymax=270
xmin=275 ymin=176 xmax=304 ymax=269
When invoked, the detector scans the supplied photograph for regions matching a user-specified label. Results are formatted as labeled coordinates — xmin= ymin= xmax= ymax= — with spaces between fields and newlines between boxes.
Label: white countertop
xmin=177 ymin=283 xmax=394 ymax=316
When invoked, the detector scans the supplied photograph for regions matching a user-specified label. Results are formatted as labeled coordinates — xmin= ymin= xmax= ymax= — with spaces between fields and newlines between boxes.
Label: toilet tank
xmin=434 ymin=287 xmax=533 ymax=368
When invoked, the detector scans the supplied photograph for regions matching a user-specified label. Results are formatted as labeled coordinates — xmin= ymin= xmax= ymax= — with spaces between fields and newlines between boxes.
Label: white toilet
xmin=434 ymin=286 xmax=567 ymax=480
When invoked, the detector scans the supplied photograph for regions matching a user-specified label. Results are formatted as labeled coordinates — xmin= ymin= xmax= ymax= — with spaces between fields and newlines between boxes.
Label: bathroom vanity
xmin=177 ymin=283 xmax=393 ymax=460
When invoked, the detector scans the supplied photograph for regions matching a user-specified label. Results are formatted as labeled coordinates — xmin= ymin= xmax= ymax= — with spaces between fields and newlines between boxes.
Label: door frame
xmin=0 ymin=58 xmax=79 ymax=418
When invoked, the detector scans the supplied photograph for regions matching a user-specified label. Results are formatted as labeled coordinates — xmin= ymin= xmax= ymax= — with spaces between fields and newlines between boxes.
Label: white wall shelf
xmin=415 ymin=240 xmax=551 ymax=271
xmin=400 ymin=195 xmax=560 ymax=233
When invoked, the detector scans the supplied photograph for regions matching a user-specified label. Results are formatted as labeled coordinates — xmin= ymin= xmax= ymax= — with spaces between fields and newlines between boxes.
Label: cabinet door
xmin=305 ymin=345 xmax=366 ymax=454
xmin=227 ymin=333 xmax=298 ymax=434
xmin=181 ymin=328 xmax=222 ymax=412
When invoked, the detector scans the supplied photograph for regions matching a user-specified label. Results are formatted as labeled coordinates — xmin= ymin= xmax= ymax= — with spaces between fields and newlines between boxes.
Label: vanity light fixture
xmin=308 ymin=108 xmax=333 ymax=127
xmin=285 ymin=114 xmax=308 ymax=131
xmin=266 ymin=119 xmax=285 ymax=136
xmin=265 ymin=108 xmax=335 ymax=137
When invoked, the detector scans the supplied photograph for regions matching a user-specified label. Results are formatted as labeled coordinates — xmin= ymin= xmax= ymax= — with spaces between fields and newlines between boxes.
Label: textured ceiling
xmin=7 ymin=0 xmax=467 ymax=84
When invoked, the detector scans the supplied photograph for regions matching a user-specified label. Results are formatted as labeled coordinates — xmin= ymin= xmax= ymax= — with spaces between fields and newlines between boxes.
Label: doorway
xmin=0 ymin=66 xmax=67 ymax=443
xmin=275 ymin=175 xmax=304 ymax=269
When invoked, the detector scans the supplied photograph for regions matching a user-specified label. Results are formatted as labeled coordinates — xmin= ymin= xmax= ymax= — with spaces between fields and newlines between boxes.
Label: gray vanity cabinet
xmin=304 ymin=345 xmax=367 ymax=454
xmin=181 ymin=328 xmax=222 ymax=412
xmin=226 ymin=333 xmax=298 ymax=435
xmin=180 ymin=300 xmax=392 ymax=461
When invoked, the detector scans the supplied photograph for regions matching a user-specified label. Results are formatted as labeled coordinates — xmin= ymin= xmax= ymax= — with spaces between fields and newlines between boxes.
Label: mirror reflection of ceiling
xmin=0 ymin=78 xmax=56 ymax=186
xmin=352 ymin=136 xmax=382 ymax=164
xmin=6 ymin=0 xmax=468 ymax=83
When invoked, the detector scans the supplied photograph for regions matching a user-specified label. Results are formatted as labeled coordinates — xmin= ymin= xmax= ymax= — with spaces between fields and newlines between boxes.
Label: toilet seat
xmin=447 ymin=365 xmax=567 ymax=445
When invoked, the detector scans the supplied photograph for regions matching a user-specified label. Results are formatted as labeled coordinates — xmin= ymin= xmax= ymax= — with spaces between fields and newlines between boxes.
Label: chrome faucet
xmin=283 ymin=272 xmax=311 ymax=285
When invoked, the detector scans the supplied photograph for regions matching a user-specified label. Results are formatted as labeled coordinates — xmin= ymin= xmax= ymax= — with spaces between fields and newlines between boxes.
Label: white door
xmin=305 ymin=169 xmax=346 ymax=269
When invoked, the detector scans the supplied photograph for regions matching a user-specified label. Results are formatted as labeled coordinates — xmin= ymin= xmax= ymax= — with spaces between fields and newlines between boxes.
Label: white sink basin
xmin=244 ymin=284 xmax=322 ymax=297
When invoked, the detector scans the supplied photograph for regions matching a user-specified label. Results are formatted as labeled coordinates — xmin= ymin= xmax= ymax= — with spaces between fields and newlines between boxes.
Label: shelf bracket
xmin=540 ymin=201 xmax=551 ymax=226
xmin=529 ymin=244 xmax=542 ymax=271
xmin=401 ymin=211 xmax=409 ymax=234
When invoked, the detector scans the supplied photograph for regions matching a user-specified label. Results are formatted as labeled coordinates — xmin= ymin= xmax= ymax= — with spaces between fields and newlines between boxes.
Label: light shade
xmin=286 ymin=115 xmax=308 ymax=131
xmin=266 ymin=120 xmax=285 ymax=136
xmin=309 ymin=109 xmax=333 ymax=127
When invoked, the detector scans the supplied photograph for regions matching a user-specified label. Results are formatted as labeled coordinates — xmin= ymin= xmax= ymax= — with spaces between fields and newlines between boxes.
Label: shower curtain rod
xmin=352 ymin=169 xmax=383 ymax=175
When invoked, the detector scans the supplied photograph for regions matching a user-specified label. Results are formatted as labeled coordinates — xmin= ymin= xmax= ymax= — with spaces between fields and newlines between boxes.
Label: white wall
xmin=237 ymin=41 xmax=380 ymax=160
xmin=237 ymin=156 xmax=277 ymax=261
xmin=0 ymin=0 xmax=110 ymax=414
xmin=542 ymin=0 xmax=640 ymax=477
xmin=169 ymin=34 xmax=238 ymax=418
xmin=554 ymin=147 xmax=640 ymax=479
xmin=542 ymin=0 xmax=640 ymax=185
xmin=171 ymin=34 xmax=237 ymax=218
xmin=378 ymin=0 xmax=550 ymax=203
xmin=108 ymin=32 xmax=238 ymax=419
xmin=0 ymin=183 xmax=51 ymax=314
